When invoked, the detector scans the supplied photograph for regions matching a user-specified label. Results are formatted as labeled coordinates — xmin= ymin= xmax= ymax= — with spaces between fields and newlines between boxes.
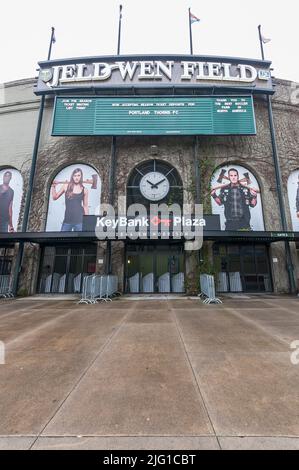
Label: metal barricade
xmin=158 ymin=273 xmax=170 ymax=293
xmin=78 ymin=275 xmax=94 ymax=304
xmin=78 ymin=274 xmax=120 ymax=304
xmin=229 ymin=272 xmax=243 ymax=292
xmin=199 ymin=274 xmax=222 ymax=304
xmin=0 ymin=275 xmax=14 ymax=299
xmin=217 ymin=272 xmax=228 ymax=293
xmin=73 ymin=274 xmax=82 ymax=293
xmin=98 ymin=275 xmax=120 ymax=302
xmin=106 ymin=275 xmax=118 ymax=300
xmin=94 ymin=275 xmax=108 ymax=302
xmin=172 ymin=272 xmax=184 ymax=293
xmin=44 ymin=274 xmax=52 ymax=293
xmin=51 ymin=273 xmax=60 ymax=293
xmin=58 ymin=274 xmax=66 ymax=293
xmin=142 ymin=273 xmax=154 ymax=293
xmin=129 ymin=272 xmax=141 ymax=293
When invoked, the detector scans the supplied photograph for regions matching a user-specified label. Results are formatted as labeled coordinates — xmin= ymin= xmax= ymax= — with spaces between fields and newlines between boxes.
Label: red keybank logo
xmin=150 ymin=216 xmax=171 ymax=227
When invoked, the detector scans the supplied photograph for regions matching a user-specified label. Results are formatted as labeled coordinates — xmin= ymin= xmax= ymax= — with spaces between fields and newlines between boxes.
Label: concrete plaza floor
xmin=0 ymin=295 xmax=299 ymax=450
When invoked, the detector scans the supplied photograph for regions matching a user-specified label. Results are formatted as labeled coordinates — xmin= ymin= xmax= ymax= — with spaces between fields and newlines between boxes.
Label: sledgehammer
xmin=52 ymin=174 xmax=98 ymax=189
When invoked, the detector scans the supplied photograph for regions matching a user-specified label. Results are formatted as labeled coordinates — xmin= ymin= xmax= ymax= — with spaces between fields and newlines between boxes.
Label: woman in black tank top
xmin=51 ymin=168 xmax=89 ymax=232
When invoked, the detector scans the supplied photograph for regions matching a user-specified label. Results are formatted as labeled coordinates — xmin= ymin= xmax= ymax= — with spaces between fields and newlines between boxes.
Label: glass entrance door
xmin=126 ymin=243 xmax=184 ymax=293
xmin=214 ymin=243 xmax=272 ymax=293
xmin=38 ymin=245 xmax=97 ymax=294
xmin=0 ymin=247 xmax=14 ymax=276
xmin=127 ymin=248 xmax=154 ymax=293
xmin=0 ymin=247 xmax=14 ymax=295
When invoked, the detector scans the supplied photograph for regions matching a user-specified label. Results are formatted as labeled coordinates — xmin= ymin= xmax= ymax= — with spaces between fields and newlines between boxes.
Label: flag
xmin=51 ymin=27 xmax=56 ymax=44
xmin=188 ymin=9 xmax=200 ymax=55
xmin=190 ymin=11 xmax=200 ymax=25
xmin=261 ymin=34 xmax=271 ymax=44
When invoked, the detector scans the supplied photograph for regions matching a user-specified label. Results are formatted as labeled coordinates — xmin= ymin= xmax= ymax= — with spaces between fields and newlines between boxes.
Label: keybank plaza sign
xmin=82 ymin=202 xmax=221 ymax=250
xmin=35 ymin=55 xmax=273 ymax=94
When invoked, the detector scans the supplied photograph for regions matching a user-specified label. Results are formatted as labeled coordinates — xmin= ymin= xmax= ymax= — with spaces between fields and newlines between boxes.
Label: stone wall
xmin=0 ymin=77 xmax=298 ymax=294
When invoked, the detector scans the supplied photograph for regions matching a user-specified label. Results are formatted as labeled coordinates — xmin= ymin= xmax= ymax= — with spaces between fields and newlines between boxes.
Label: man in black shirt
xmin=0 ymin=171 xmax=15 ymax=233
xmin=211 ymin=168 xmax=258 ymax=231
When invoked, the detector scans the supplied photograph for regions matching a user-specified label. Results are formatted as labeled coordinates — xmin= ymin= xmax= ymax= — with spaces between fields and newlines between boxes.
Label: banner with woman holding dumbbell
xmin=46 ymin=164 xmax=101 ymax=232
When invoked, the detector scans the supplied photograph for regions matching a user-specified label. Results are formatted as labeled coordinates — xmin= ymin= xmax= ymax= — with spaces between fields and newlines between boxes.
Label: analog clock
xmin=139 ymin=171 xmax=170 ymax=201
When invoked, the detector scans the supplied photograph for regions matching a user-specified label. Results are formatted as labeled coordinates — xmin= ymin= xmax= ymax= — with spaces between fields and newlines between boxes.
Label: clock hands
xmin=146 ymin=180 xmax=156 ymax=188
xmin=155 ymin=178 xmax=166 ymax=187
xmin=146 ymin=178 xmax=166 ymax=189
xmin=140 ymin=172 xmax=170 ymax=201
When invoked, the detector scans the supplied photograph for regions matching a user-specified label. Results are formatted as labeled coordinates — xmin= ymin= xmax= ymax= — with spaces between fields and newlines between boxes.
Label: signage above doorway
xmin=52 ymin=96 xmax=256 ymax=136
xmin=82 ymin=214 xmax=221 ymax=239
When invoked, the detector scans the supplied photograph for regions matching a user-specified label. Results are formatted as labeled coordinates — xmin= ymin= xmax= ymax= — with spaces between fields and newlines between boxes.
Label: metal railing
xmin=40 ymin=272 xmax=87 ymax=294
xmin=142 ymin=273 xmax=154 ymax=293
xmin=158 ymin=273 xmax=171 ymax=293
xmin=129 ymin=272 xmax=141 ymax=293
xmin=229 ymin=272 xmax=243 ymax=292
xmin=0 ymin=275 xmax=14 ymax=299
xmin=128 ymin=271 xmax=185 ymax=294
xmin=199 ymin=274 xmax=222 ymax=304
xmin=217 ymin=272 xmax=229 ymax=292
xmin=172 ymin=272 xmax=185 ymax=293
xmin=78 ymin=274 xmax=120 ymax=304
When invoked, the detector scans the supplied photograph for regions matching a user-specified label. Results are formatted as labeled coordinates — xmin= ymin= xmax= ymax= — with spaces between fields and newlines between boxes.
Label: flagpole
xmin=12 ymin=27 xmax=56 ymax=296
xmin=47 ymin=27 xmax=56 ymax=61
xmin=106 ymin=5 xmax=122 ymax=275
xmin=188 ymin=8 xmax=193 ymax=55
xmin=117 ymin=5 xmax=123 ymax=55
xmin=258 ymin=25 xmax=265 ymax=60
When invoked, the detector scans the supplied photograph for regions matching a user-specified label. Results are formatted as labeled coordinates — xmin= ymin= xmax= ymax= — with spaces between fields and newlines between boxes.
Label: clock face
xmin=139 ymin=171 xmax=170 ymax=201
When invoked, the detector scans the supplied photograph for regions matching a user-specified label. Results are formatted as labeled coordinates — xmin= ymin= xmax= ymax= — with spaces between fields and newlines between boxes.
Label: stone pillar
xmin=185 ymin=249 xmax=199 ymax=295
xmin=269 ymin=242 xmax=294 ymax=293
xmin=111 ymin=241 xmax=125 ymax=293
xmin=96 ymin=242 xmax=106 ymax=275
xmin=18 ymin=243 xmax=40 ymax=296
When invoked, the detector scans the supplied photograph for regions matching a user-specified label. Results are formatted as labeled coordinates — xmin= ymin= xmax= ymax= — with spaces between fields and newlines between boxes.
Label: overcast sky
xmin=1 ymin=0 xmax=298 ymax=84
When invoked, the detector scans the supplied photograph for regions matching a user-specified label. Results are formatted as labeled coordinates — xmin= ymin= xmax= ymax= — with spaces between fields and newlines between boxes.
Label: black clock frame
xmin=127 ymin=160 xmax=183 ymax=209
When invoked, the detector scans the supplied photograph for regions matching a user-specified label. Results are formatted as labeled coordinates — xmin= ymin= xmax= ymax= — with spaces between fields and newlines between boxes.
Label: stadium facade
xmin=0 ymin=54 xmax=298 ymax=296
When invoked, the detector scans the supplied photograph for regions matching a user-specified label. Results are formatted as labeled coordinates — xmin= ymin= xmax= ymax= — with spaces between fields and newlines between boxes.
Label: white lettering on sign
xmin=181 ymin=62 xmax=258 ymax=82
xmin=238 ymin=64 xmax=258 ymax=82
xmin=61 ymin=98 xmax=92 ymax=111
xmin=207 ymin=62 xmax=223 ymax=79
xmin=139 ymin=61 xmax=156 ymax=79
xmin=116 ymin=61 xmax=139 ymax=80
xmin=155 ymin=61 xmax=174 ymax=80
xmin=42 ymin=60 xmax=269 ymax=88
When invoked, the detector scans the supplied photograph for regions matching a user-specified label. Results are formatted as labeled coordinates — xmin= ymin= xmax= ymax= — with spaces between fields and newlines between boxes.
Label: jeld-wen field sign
xmin=52 ymin=96 xmax=256 ymax=136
